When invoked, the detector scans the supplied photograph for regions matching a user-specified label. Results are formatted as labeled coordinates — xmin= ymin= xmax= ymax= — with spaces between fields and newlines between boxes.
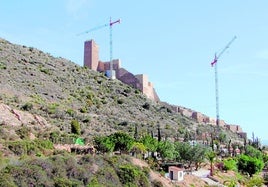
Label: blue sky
xmin=1 ymin=0 xmax=268 ymax=143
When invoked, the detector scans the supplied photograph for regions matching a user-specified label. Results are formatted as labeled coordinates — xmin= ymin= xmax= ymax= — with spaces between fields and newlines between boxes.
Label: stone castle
xmin=83 ymin=39 xmax=246 ymax=139
xmin=83 ymin=40 xmax=159 ymax=101
xmin=168 ymin=104 xmax=247 ymax=139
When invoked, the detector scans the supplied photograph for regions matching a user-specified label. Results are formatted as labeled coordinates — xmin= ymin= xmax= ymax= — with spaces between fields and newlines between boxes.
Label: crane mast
xmin=211 ymin=36 xmax=237 ymax=126
xmin=78 ymin=17 xmax=120 ymax=79
xmin=109 ymin=18 xmax=121 ymax=79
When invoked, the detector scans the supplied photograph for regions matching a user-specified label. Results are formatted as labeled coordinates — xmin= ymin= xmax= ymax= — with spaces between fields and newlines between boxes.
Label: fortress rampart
xmin=83 ymin=39 xmax=245 ymax=138
xmin=83 ymin=40 xmax=159 ymax=102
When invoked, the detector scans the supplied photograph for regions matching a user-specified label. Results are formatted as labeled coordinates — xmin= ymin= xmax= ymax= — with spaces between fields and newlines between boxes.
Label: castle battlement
xmin=83 ymin=40 xmax=159 ymax=102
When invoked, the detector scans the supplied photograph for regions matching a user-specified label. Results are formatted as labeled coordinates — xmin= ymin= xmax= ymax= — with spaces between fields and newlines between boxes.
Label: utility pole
xmin=211 ymin=36 xmax=237 ymax=126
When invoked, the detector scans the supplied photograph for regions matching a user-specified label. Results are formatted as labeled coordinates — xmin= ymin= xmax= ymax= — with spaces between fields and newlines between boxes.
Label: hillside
xmin=0 ymin=37 xmax=249 ymax=186
xmin=0 ymin=37 xmax=244 ymax=143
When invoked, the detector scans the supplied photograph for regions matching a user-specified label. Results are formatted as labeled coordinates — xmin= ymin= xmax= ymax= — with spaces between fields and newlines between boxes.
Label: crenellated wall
xmin=83 ymin=40 xmax=246 ymax=137
xmin=167 ymin=104 xmax=246 ymax=137
xmin=83 ymin=40 xmax=159 ymax=102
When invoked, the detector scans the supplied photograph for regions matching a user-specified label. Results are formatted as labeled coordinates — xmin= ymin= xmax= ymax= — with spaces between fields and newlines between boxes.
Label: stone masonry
xmin=83 ymin=40 xmax=159 ymax=101
xmin=169 ymin=104 xmax=246 ymax=138
xmin=83 ymin=39 xmax=245 ymax=138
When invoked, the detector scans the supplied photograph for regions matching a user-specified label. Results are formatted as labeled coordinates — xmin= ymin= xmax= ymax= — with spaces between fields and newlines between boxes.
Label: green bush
xmin=79 ymin=107 xmax=88 ymax=113
xmin=87 ymin=176 xmax=104 ymax=187
xmin=0 ymin=62 xmax=7 ymax=70
xmin=223 ymin=158 xmax=237 ymax=171
xmin=40 ymin=68 xmax=50 ymax=75
xmin=66 ymin=109 xmax=75 ymax=116
xmin=117 ymin=98 xmax=124 ymax=104
xmin=47 ymin=103 xmax=59 ymax=114
xmin=7 ymin=140 xmax=37 ymax=155
xmin=142 ymin=102 xmax=150 ymax=110
xmin=6 ymin=139 xmax=53 ymax=156
xmin=0 ymin=174 xmax=16 ymax=187
xmin=237 ymin=154 xmax=264 ymax=177
xmin=16 ymin=126 xmax=31 ymax=139
xmin=246 ymin=176 xmax=264 ymax=187
xmin=71 ymin=120 xmax=81 ymax=135
xmin=117 ymin=164 xmax=150 ymax=186
xmin=54 ymin=177 xmax=74 ymax=187
xmin=21 ymin=102 xmax=33 ymax=111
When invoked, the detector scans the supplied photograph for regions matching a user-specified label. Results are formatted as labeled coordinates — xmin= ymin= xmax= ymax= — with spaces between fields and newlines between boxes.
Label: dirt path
xmin=130 ymin=157 xmax=210 ymax=187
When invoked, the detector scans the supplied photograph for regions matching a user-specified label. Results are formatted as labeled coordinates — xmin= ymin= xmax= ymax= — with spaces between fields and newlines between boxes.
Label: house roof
xmin=168 ymin=166 xmax=184 ymax=171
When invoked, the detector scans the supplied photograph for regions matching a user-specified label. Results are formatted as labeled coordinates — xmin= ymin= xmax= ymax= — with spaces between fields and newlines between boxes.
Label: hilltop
xmin=0 ymin=37 xmax=244 ymax=143
xmin=0 ymin=37 xmax=246 ymax=145
xmin=0 ymin=37 xmax=251 ymax=186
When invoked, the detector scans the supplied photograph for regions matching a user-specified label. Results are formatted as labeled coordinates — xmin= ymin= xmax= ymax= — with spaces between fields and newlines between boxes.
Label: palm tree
xmin=206 ymin=151 xmax=216 ymax=176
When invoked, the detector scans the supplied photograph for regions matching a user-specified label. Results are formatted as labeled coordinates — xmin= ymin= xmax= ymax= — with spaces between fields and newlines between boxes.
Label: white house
xmin=168 ymin=166 xmax=184 ymax=181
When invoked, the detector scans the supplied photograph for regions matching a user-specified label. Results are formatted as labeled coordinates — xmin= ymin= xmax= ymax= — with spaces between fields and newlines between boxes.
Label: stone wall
xmin=84 ymin=40 xmax=99 ymax=71
xmin=225 ymin=124 xmax=243 ymax=133
xmin=83 ymin=40 xmax=246 ymax=137
xmin=169 ymin=105 xmax=245 ymax=136
xmin=83 ymin=39 xmax=159 ymax=102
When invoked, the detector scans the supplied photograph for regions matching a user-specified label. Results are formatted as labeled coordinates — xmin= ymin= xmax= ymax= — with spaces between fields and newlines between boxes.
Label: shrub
xmin=124 ymin=88 xmax=131 ymax=94
xmin=71 ymin=120 xmax=81 ymax=135
xmin=87 ymin=176 xmax=103 ymax=187
xmin=246 ymin=176 xmax=264 ymax=187
xmin=82 ymin=117 xmax=91 ymax=123
xmin=142 ymin=102 xmax=150 ymax=110
xmin=0 ymin=174 xmax=16 ymax=187
xmin=66 ymin=109 xmax=75 ymax=117
xmin=237 ymin=154 xmax=264 ymax=177
xmin=118 ymin=121 xmax=128 ymax=126
xmin=79 ymin=107 xmax=87 ymax=113
xmin=223 ymin=158 xmax=237 ymax=171
xmin=40 ymin=68 xmax=50 ymax=75
xmin=47 ymin=103 xmax=59 ymax=115
xmin=0 ymin=62 xmax=7 ymax=70
xmin=16 ymin=126 xmax=31 ymax=139
xmin=117 ymin=98 xmax=124 ymax=104
xmin=117 ymin=164 xmax=150 ymax=186
xmin=21 ymin=102 xmax=33 ymax=111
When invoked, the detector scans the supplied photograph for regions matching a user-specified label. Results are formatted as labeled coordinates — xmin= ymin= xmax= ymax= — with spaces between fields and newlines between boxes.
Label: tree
xmin=244 ymin=145 xmax=263 ymax=160
xmin=183 ymin=131 xmax=191 ymax=142
xmin=157 ymin=123 xmax=161 ymax=142
xmin=134 ymin=124 xmax=138 ymax=140
xmin=175 ymin=142 xmax=208 ymax=171
xmin=237 ymin=154 xmax=264 ymax=177
xmin=140 ymin=135 xmax=158 ymax=153
xmin=192 ymin=144 xmax=208 ymax=170
xmin=93 ymin=136 xmax=115 ymax=153
xmin=206 ymin=151 xmax=216 ymax=176
xmin=218 ymin=132 xmax=227 ymax=144
xmin=175 ymin=142 xmax=192 ymax=164
xmin=130 ymin=142 xmax=146 ymax=158
xmin=109 ymin=132 xmax=134 ymax=153
xmin=157 ymin=140 xmax=177 ymax=161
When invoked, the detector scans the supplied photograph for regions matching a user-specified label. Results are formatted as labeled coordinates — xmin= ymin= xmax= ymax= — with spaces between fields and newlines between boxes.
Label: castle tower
xmin=84 ymin=40 xmax=99 ymax=70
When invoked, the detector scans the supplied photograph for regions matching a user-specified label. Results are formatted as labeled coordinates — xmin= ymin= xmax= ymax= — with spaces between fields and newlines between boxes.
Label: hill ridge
xmin=0 ymin=37 xmax=243 ymax=142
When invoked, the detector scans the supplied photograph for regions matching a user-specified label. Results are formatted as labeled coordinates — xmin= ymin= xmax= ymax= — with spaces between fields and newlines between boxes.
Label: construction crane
xmin=78 ymin=17 xmax=121 ymax=79
xmin=210 ymin=36 xmax=237 ymax=126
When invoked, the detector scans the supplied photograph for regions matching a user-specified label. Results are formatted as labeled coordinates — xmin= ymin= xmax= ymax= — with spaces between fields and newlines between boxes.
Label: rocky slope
xmin=0 ymin=37 xmax=242 ymax=143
